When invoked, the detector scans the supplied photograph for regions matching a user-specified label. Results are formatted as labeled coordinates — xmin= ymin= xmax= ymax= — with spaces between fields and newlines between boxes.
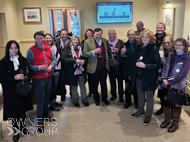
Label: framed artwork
xmin=22 ymin=7 xmax=42 ymax=23
xmin=162 ymin=8 xmax=175 ymax=36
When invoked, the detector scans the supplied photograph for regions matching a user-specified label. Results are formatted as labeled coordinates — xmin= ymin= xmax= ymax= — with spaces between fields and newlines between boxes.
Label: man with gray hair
xmin=108 ymin=29 xmax=124 ymax=102
xmin=119 ymin=30 xmax=139 ymax=109
xmin=135 ymin=21 xmax=145 ymax=34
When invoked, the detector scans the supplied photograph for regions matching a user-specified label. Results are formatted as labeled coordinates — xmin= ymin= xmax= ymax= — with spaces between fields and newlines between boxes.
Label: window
xmin=70 ymin=10 xmax=80 ymax=37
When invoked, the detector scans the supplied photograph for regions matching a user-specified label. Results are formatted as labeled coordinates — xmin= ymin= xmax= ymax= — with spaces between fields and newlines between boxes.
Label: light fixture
xmin=70 ymin=9 xmax=77 ymax=18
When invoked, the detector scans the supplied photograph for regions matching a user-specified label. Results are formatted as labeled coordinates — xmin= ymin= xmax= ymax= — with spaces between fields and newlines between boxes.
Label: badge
xmin=175 ymin=68 xmax=180 ymax=73
xmin=139 ymin=56 xmax=143 ymax=60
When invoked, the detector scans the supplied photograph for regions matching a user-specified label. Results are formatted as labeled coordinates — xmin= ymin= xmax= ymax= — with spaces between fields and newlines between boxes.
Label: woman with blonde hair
xmin=156 ymin=36 xmax=175 ymax=115
xmin=62 ymin=35 xmax=89 ymax=107
xmin=130 ymin=29 xmax=161 ymax=125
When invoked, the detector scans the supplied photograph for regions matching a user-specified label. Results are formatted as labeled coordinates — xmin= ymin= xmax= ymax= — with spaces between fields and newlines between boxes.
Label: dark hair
xmin=4 ymin=40 xmax=22 ymax=61
xmin=85 ymin=29 xmax=93 ymax=39
xmin=175 ymin=38 xmax=188 ymax=53
xmin=94 ymin=28 xmax=103 ymax=33
xmin=44 ymin=33 xmax=54 ymax=45
xmin=61 ymin=29 xmax=68 ymax=33
xmin=33 ymin=31 xmax=44 ymax=39
xmin=157 ymin=22 xmax=166 ymax=29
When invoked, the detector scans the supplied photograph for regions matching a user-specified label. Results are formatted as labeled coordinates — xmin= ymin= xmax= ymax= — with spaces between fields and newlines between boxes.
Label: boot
xmin=168 ymin=108 xmax=181 ymax=132
xmin=160 ymin=106 xmax=171 ymax=128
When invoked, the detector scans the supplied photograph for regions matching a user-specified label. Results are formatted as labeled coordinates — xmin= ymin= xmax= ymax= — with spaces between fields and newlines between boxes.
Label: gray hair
xmin=136 ymin=21 xmax=144 ymax=26
xmin=70 ymin=35 xmax=80 ymax=46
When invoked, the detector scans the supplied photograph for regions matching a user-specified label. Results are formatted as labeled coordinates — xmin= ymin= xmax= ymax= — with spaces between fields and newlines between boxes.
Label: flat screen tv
xmin=97 ymin=2 xmax=133 ymax=23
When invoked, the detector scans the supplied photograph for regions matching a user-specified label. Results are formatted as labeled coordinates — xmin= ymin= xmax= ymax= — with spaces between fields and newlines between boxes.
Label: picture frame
xmin=162 ymin=8 xmax=175 ymax=36
xmin=22 ymin=7 xmax=42 ymax=23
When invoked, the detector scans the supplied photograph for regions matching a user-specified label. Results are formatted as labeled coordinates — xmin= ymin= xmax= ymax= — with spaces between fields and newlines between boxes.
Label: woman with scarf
xmin=62 ymin=35 xmax=89 ymax=107
xmin=160 ymin=38 xmax=190 ymax=132
xmin=0 ymin=40 xmax=33 ymax=141
xmin=44 ymin=33 xmax=62 ymax=111
xmin=156 ymin=36 xmax=174 ymax=115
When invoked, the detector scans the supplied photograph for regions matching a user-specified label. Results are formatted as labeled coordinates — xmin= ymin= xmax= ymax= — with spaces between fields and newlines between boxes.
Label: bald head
xmin=108 ymin=29 xmax=117 ymax=41
xmin=136 ymin=21 xmax=144 ymax=32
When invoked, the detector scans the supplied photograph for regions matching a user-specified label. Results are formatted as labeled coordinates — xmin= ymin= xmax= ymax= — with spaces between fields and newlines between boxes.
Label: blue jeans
xmin=32 ymin=77 xmax=52 ymax=124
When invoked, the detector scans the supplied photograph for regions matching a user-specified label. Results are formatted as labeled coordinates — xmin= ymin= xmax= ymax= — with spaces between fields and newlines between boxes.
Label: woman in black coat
xmin=130 ymin=29 xmax=161 ymax=125
xmin=0 ymin=40 xmax=33 ymax=141
xmin=62 ymin=35 xmax=89 ymax=107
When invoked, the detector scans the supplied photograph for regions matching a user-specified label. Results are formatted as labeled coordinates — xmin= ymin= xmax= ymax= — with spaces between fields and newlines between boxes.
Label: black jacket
xmin=119 ymin=40 xmax=139 ymax=76
xmin=155 ymin=32 xmax=167 ymax=50
xmin=130 ymin=44 xmax=161 ymax=91
xmin=0 ymin=56 xmax=33 ymax=120
xmin=62 ymin=45 xmax=87 ymax=86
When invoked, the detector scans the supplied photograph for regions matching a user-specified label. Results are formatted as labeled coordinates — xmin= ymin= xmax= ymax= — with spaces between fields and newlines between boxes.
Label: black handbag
xmin=166 ymin=75 xmax=186 ymax=106
xmin=16 ymin=79 xmax=30 ymax=96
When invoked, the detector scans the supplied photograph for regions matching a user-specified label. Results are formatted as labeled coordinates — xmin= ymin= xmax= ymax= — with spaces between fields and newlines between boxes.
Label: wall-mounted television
xmin=97 ymin=2 xmax=133 ymax=23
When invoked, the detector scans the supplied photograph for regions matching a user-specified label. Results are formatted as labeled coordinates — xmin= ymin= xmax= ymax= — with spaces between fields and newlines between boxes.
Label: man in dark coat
xmin=119 ymin=30 xmax=139 ymax=109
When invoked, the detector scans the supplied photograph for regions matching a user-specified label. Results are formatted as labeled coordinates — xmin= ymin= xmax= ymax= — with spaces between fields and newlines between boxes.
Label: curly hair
xmin=139 ymin=29 xmax=155 ymax=45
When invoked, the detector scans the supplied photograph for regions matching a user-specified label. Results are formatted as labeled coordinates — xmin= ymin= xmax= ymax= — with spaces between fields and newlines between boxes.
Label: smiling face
xmin=108 ymin=29 xmax=117 ymax=42
xmin=72 ymin=37 xmax=79 ymax=47
xmin=156 ymin=23 xmax=166 ymax=35
xmin=127 ymin=30 xmax=135 ymax=43
xmin=142 ymin=33 xmax=150 ymax=46
xmin=94 ymin=30 xmax=102 ymax=41
xmin=86 ymin=31 xmax=93 ymax=39
xmin=45 ymin=35 xmax=53 ymax=46
xmin=136 ymin=23 xmax=143 ymax=32
xmin=35 ymin=35 xmax=44 ymax=46
xmin=163 ymin=37 xmax=172 ymax=50
xmin=175 ymin=41 xmax=184 ymax=53
xmin=60 ymin=30 xmax=68 ymax=41
xmin=9 ymin=43 xmax=18 ymax=56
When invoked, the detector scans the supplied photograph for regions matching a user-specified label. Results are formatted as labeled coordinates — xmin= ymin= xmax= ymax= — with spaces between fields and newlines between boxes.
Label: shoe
xmin=44 ymin=116 xmax=56 ymax=122
xmin=55 ymin=102 xmax=62 ymax=107
xmin=88 ymin=92 xmax=92 ymax=97
xmin=119 ymin=97 xmax=124 ymax=102
xmin=83 ymin=102 xmax=89 ymax=106
xmin=13 ymin=134 xmax=19 ymax=142
xmin=95 ymin=101 xmax=100 ymax=106
xmin=135 ymin=104 xmax=138 ymax=109
xmin=124 ymin=103 xmax=131 ymax=109
xmin=131 ymin=111 xmax=144 ymax=118
xmin=155 ymin=107 xmax=163 ymax=115
xmin=37 ymin=123 xmax=44 ymax=133
xmin=49 ymin=104 xmax=60 ymax=111
xmin=168 ymin=123 xmax=179 ymax=132
xmin=74 ymin=103 xmax=80 ymax=107
xmin=110 ymin=96 xmax=117 ymax=101
xmin=143 ymin=116 xmax=151 ymax=126
xmin=103 ymin=100 xmax=109 ymax=105
xmin=160 ymin=120 xmax=171 ymax=128
xmin=20 ymin=127 xmax=30 ymax=135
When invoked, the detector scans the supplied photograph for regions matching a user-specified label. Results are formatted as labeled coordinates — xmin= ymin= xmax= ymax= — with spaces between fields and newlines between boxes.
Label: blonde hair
xmin=139 ymin=29 xmax=155 ymax=45
xmin=160 ymin=36 xmax=174 ymax=51
xmin=70 ymin=35 xmax=80 ymax=47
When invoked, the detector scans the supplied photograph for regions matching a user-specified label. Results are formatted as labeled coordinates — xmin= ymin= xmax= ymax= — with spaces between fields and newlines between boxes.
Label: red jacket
xmin=30 ymin=43 xmax=53 ymax=79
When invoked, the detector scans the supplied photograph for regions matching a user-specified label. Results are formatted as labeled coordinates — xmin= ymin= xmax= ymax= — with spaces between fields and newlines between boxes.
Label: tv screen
xmin=97 ymin=2 xmax=133 ymax=23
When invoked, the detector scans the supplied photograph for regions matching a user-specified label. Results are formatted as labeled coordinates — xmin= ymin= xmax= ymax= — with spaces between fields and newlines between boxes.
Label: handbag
xmin=165 ymin=75 xmax=186 ymax=106
xmin=16 ymin=79 xmax=30 ymax=96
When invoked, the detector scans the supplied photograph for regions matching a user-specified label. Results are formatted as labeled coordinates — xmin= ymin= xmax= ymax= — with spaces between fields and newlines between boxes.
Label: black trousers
xmin=108 ymin=65 xmax=123 ymax=98
xmin=49 ymin=75 xmax=56 ymax=103
xmin=124 ymin=75 xmax=138 ymax=104
xmin=90 ymin=67 xmax=108 ymax=102
xmin=87 ymin=73 xmax=92 ymax=93
xmin=56 ymin=71 xmax=66 ymax=100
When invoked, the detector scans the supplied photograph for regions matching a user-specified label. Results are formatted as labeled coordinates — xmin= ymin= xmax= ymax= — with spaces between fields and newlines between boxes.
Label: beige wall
xmin=157 ymin=0 xmax=185 ymax=40
xmin=15 ymin=0 xmax=158 ymax=57
xmin=183 ymin=0 xmax=190 ymax=39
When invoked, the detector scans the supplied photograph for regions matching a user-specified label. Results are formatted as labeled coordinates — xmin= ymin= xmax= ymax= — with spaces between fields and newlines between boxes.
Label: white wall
xmin=183 ymin=0 xmax=190 ymax=39
xmin=157 ymin=0 xmax=185 ymax=40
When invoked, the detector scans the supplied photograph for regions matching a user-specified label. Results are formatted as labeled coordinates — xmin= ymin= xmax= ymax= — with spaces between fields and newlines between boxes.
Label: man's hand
xmin=136 ymin=62 xmax=146 ymax=68
xmin=47 ymin=66 xmax=52 ymax=72
xmin=113 ymin=48 xmax=119 ymax=53
xmin=40 ymin=65 xmax=48 ymax=70
xmin=14 ymin=74 xmax=24 ymax=80
xmin=121 ymin=48 xmax=127 ymax=55
xmin=93 ymin=48 xmax=102 ymax=54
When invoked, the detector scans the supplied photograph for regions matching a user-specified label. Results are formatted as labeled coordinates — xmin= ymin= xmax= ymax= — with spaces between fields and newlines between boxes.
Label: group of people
xmin=0 ymin=20 xmax=190 ymax=142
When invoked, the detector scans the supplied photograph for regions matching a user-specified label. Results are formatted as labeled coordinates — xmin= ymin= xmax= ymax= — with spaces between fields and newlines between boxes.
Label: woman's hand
xmin=136 ymin=62 xmax=146 ymax=68
xmin=14 ymin=74 xmax=24 ymax=80
xmin=160 ymin=56 xmax=164 ymax=62
xmin=163 ymin=79 xmax=169 ymax=85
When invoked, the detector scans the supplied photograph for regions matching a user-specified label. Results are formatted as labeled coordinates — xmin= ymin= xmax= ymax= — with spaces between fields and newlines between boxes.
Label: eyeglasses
xmin=128 ymin=34 xmax=134 ymax=36
xmin=164 ymin=42 xmax=171 ymax=45
xmin=175 ymin=44 xmax=183 ymax=47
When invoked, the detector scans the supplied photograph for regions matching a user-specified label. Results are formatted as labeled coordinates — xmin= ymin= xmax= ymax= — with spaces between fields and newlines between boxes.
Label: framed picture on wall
xmin=22 ymin=7 xmax=42 ymax=23
xmin=162 ymin=8 xmax=175 ymax=36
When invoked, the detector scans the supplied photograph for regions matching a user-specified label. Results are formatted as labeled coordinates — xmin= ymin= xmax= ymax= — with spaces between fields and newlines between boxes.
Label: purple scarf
xmin=60 ymin=38 xmax=69 ymax=49
xmin=108 ymin=37 xmax=118 ymax=52
xmin=71 ymin=46 xmax=84 ymax=75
